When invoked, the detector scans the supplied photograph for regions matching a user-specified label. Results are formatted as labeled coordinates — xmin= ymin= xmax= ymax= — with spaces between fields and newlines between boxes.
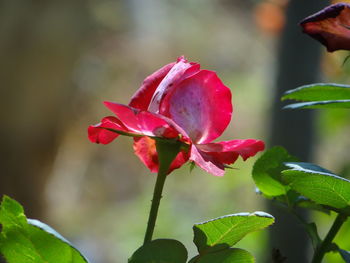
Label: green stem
xmin=311 ymin=214 xmax=347 ymax=263
xmin=143 ymin=140 xmax=182 ymax=244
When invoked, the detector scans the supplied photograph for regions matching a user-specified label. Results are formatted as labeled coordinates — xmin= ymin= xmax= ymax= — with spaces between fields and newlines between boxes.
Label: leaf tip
xmin=252 ymin=211 xmax=274 ymax=220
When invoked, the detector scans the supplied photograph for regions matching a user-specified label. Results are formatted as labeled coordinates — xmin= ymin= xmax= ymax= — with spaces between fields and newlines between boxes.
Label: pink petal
xmin=129 ymin=61 xmax=176 ymax=110
xmin=88 ymin=116 xmax=127 ymax=144
xmin=148 ymin=56 xmax=200 ymax=113
xmin=197 ymin=139 xmax=265 ymax=161
xmin=161 ymin=70 xmax=232 ymax=144
xmin=137 ymin=111 xmax=180 ymax=138
xmin=104 ymin=102 xmax=140 ymax=131
xmin=190 ymin=145 xmax=226 ymax=177
xmin=300 ymin=3 xmax=350 ymax=52
xmin=133 ymin=136 xmax=189 ymax=174
xmin=190 ymin=139 xmax=264 ymax=177
xmin=104 ymin=102 xmax=180 ymax=138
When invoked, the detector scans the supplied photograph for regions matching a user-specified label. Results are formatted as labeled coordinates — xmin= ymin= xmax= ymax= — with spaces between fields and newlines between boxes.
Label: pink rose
xmin=88 ymin=56 xmax=264 ymax=176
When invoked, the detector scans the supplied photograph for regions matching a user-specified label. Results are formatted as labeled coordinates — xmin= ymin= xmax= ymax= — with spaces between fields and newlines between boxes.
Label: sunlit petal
xmin=148 ymin=56 xmax=200 ymax=113
xmin=88 ymin=116 xmax=127 ymax=144
xmin=190 ymin=146 xmax=225 ymax=177
xmin=129 ymin=62 xmax=176 ymax=110
xmin=197 ymin=139 xmax=265 ymax=164
xmin=161 ymin=70 xmax=232 ymax=144
xmin=104 ymin=102 xmax=180 ymax=138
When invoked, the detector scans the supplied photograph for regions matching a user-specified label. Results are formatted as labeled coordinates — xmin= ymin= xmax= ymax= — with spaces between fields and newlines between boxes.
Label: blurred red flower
xmin=88 ymin=57 xmax=264 ymax=176
xmin=301 ymin=3 xmax=350 ymax=52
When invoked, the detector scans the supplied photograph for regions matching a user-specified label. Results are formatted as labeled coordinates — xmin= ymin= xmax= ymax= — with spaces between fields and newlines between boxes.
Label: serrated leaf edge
xmin=282 ymin=164 xmax=350 ymax=184
xmin=193 ymin=211 xmax=274 ymax=226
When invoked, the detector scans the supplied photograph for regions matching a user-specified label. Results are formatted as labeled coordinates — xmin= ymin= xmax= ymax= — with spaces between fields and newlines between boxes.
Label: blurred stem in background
xmin=267 ymin=0 xmax=329 ymax=262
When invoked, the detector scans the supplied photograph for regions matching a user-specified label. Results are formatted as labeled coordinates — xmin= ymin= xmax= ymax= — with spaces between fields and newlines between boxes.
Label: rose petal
xmin=300 ymin=3 xmax=350 ymax=52
xmin=133 ymin=137 xmax=158 ymax=172
xmin=88 ymin=116 xmax=127 ymax=144
xmin=104 ymin=102 xmax=140 ymax=131
xmin=135 ymin=111 xmax=179 ymax=138
xmin=190 ymin=145 xmax=225 ymax=177
xmin=148 ymin=56 xmax=200 ymax=113
xmin=161 ymin=70 xmax=232 ymax=144
xmin=129 ymin=62 xmax=176 ymax=110
xmin=104 ymin=102 xmax=181 ymax=138
xmin=197 ymin=139 xmax=265 ymax=163
xmin=133 ymin=136 xmax=189 ymax=173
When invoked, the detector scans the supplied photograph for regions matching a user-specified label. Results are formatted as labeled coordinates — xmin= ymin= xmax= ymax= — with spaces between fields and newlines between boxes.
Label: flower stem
xmin=311 ymin=213 xmax=347 ymax=263
xmin=143 ymin=140 xmax=182 ymax=245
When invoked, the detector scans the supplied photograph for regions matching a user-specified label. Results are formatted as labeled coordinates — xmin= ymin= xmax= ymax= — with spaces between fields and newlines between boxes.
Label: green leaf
xmin=192 ymin=248 xmax=254 ymax=263
xmin=128 ymin=239 xmax=188 ymax=263
xmin=252 ymin=146 xmax=298 ymax=197
xmin=339 ymin=249 xmax=350 ymax=263
xmin=282 ymin=83 xmax=350 ymax=101
xmin=283 ymin=100 xmax=350 ymax=110
xmin=0 ymin=195 xmax=89 ymax=263
xmin=193 ymin=212 xmax=274 ymax=253
xmin=282 ymin=163 xmax=350 ymax=209
xmin=282 ymin=83 xmax=350 ymax=110
xmin=0 ymin=196 xmax=27 ymax=230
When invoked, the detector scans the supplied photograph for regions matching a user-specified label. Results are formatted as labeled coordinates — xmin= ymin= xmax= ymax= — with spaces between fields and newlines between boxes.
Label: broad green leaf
xmin=282 ymin=163 xmax=350 ymax=209
xmin=252 ymin=146 xmax=297 ymax=197
xmin=339 ymin=249 xmax=350 ymax=262
xmin=128 ymin=239 xmax=187 ymax=263
xmin=282 ymin=83 xmax=350 ymax=102
xmin=283 ymin=100 xmax=350 ymax=110
xmin=193 ymin=212 xmax=274 ymax=253
xmin=0 ymin=196 xmax=89 ymax=263
xmin=191 ymin=248 xmax=254 ymax=263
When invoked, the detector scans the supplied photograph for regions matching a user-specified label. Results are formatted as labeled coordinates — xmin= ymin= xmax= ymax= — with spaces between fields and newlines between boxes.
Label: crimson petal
xmin=190 ymin=146 xmax=226 ymax=177
xmin=148 ymin=56 xmax=200 ymax=113
xmin=190 ymin=139 xmax=264 ymax=176
xmin=88 ymin=116 xmax=127 ymax=144
xmin=197 ymin=139 xmax=265 ymax=163
xmin=104 ymin=102 xmax=180 ymax=138
xmin=129 ymin=61 xmax=176 ymax=110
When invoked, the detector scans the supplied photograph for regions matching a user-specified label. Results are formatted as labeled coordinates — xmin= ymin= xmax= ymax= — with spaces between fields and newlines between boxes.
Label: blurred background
xmin=1 ymin=0 xmax=350 ymax=262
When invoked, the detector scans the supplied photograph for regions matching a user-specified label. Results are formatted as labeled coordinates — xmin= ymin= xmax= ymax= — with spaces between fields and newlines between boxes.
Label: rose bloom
xmin=88 ymin=57 xmax=264 ymax=176
xmin=301 ymin=3 xmax=350 ymax=52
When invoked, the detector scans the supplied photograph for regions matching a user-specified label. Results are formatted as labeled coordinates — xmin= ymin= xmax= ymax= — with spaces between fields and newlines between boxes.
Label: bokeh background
xmin=1 ymin=0 xmax=350 ymax=262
